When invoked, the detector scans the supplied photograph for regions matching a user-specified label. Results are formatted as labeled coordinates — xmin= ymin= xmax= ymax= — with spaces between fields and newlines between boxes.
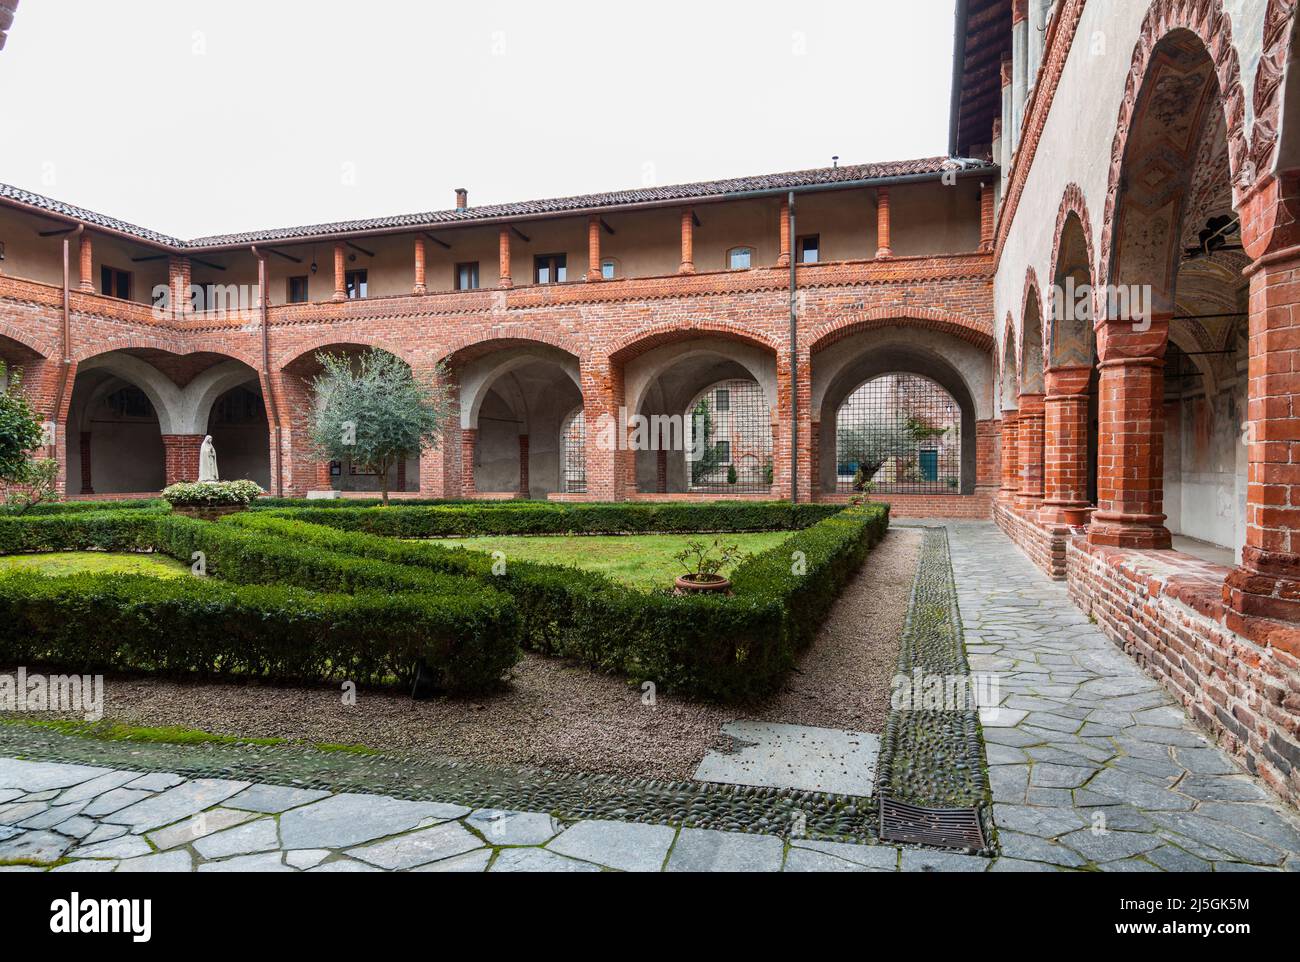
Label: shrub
xmin=0 ymin=510 xmax=162 ymax=555
xmin=0 ymin=572 xmax=518 ymax=693
xmin=0 ymin=499 xmax=165 ymax=516
xmin=162 ymin=480 xmax=265 ymax=507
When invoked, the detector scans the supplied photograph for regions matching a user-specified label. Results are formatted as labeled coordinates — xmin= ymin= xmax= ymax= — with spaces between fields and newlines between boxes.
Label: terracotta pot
xmin=674 ymin=574 xmax=731 ymax=594
xmin=170 ymin=503 xmax=249 ymax=521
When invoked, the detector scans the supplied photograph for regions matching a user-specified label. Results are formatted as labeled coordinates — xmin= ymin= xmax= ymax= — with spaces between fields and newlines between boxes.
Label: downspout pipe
xmin=52 ymin=225 xmax=82 ymax=455
xmin=250 ymin=245 xmax=284 ymax=496
xmin=788 ymin=190 xmax=798 ymax=505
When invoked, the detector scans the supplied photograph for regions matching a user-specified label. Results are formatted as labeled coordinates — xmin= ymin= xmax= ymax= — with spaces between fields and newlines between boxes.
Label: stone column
xmin=78 ymin=233 xmax=94 ymax=292
xmin=1040 ymin=365 xmax=1092 ymax=525
xmin=332 ymin=243 xmax=346 ymax=302
xmin=1087 ymin=319 xmax=1171 ymax=549
xmin=1016 ymin=392 xmax=1045 ymax=509
xmin=413 ymin=237 xmax=427 ymax=294
xmin=1011 ymin=0 xmax=1028 ymax=150
xmin=586 ymin=216 xmax=602 ymax=281
xmin=518 ymin=434 xmax=530 ymax=495
xmin=498 ymin=228 xmax=512 ymax=288
xmin=778 ymin=198 xmax=791 ymax=268
xmin=161 ymin=434 xmax=204 ymax=486
xmin=461 ymin=428 xmax=478 ymax=496
xmin=679 ymin=208 xmax=695 ymax=275
xmin=875 ymin=188 xmax=893 ymax=259
xmin=1000 ymin=411 xmax=1020 ymax=503
xmin=79 ymin=431 xmax=93 ymax=494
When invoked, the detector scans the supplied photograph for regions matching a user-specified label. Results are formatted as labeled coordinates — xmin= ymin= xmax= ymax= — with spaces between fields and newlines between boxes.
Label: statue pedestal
xmin=170 ymin=504 xmax=249 ymax=522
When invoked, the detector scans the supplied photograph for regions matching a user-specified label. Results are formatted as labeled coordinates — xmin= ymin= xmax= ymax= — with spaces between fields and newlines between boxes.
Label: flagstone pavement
xmin=0 ymin=521 xmax=1297 ymax=872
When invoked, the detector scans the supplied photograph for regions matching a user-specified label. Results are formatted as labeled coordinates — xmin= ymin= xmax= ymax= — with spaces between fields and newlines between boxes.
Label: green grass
xmin=420 ymin=531 xmax=793 ymax=589
xmin=0 ymin=551 xmax=189 ymax=578
xmin=1 ymin=718 xmax=287 ymax=748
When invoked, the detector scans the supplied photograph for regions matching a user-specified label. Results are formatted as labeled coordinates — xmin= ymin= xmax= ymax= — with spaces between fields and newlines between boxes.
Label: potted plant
xmin=726 ymin=465 xmax=738 ymax=486
xmin=673 ymin=538 xmax=742 ymax=594
xmin=162 ymin=479 xmax=265 ymax=520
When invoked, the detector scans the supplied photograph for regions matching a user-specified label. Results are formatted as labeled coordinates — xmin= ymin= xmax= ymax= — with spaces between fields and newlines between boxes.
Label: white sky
xmin=0 ymin=0 xmax=957 ymax=239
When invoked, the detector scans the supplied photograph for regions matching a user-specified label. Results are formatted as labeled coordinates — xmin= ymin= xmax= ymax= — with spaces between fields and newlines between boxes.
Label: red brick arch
xmin=72 ymin=337 xmax=261 ymax=370
xmin=277 ymin=336 xmax=417 ymax=372
xmin=806 ymin=308 xmax=993 ymax=355
xmin=0 ymin=322 xmax=54 ymax=360
xmin=607 ymin=320 xmax=782 ymax=364
xmin=1098 ymin=0 xmax=1250 ymax=285
xmin=1248 ymin=0 xmax=1298 ymax=176
xmin=1049 ymin=184 xmax=1097 ymax=294
xmin=999 ymin=312 xmax=1018 ymax=406
xmin=1018 ymin=266 xmax=1046 ymax=393
xmin=439 ymin=329 xmax=584 ymax=366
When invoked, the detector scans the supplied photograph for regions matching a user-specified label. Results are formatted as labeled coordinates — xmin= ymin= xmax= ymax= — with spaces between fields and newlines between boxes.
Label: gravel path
xmin=2 ymin=529 xmax=919 ymax=781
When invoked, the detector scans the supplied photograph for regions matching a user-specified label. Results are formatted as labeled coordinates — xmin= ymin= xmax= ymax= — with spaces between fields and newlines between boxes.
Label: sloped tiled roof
xmin=0 ymin=156 xmax=994 ymax=253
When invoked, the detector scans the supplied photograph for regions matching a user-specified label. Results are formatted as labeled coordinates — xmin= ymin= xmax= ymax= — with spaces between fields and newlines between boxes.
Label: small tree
xmin=838 ymin=417 xmax=948 ymax=491
xmin=308 ymin=350 xmax=455 ymax=506
xmin=0 ymin=363 xmax=57 ymax=513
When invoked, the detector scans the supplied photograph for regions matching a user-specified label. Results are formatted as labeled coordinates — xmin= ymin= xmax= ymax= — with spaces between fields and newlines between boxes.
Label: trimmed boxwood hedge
xmin=252 ymin=500 xmax=841 ymax=538
xmin=0 ymin=572 xmax=517 ymax=692
xmin=228 ymin=502 xmax=891 ymax=700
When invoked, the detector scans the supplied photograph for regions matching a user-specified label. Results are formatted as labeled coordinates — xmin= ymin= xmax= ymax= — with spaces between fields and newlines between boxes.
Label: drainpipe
xmin=52 ymin=225 xmax=83 ymax=447
xmin=250 ymin=245 xmax=284 ymax=496
xmin=788 ymin=190 xmax=798 ymax=505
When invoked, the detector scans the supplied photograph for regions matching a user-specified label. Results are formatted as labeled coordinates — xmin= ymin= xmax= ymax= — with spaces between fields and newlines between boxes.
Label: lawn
xmin=422 ymin=531 xmax=793 ymax=589
xmin=0 ymin=552 xmax=190 ymax=578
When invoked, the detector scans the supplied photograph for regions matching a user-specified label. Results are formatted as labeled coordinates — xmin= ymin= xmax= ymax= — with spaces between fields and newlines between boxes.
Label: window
xmin=728 ymin=247 xmax=753 ymax=270
xmin=715 ymin=440 xmax=731 ymax=464
xmin=534 ymin=254 xmax=567 ymax=284
xmin=715 ymin=388 xmax=730 ymax=412
xmin=345 ymin=269 xmax=368 ymax=299
xmin=798 ymin=234 xmax=820 ymax=264
xmin=455 ymin=262 xmax=480 ymax=291
xmin=100 ymin=266 xmax=131 ymax=300
xmin=601 ymin=259 xmax=616 ymax=280
xmin=287 ymin=276 xmax=310 ymax=304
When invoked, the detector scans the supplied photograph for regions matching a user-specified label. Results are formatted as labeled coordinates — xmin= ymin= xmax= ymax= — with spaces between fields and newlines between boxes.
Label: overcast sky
xmin=0 ymin=0 xmax=957 ymax=239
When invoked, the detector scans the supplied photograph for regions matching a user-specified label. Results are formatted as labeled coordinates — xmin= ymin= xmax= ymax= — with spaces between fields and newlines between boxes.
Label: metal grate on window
xmin=561 ymin=408 xmax=586 ymax=493
xmin=686 ymin=379 xmax=772 ymax=494
xmin=835 ymin=374 xmax=961 ymax=494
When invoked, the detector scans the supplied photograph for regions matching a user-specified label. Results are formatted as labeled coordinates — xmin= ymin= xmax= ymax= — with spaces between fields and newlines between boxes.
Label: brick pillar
xmin=1000 ymin=411 xmax=1020 ymax=502
xmin=168 ymin=256 xmax=191 ymax=318
xmin=461 ymin=428 xmax=478 ymax=496
xmin=79 ymin=431 xmax=93 ymax=494
xmin=413 ymin=237 xmax=426 ymax=294
xmin=314 ymin=459 xmax=332 ymax=490
xmin=1016 ymin=393 xmax=1045 ymax=509
xmin=498 ymin=228 xmax=512 ymax=288
xmin=332 ymin=243 xmax=346 ymax=301
xmin=586 ymin=216 xmax=602 ymax=281
xmin=778 ymin=198 xmax=791 ymax=268
xmin=774 ymin=350 xmax=812 ymax=501
xmin=583 ymin=358 xmax=623 ymax=500
xmin=656 ymin=448 xmax=667 ymax=494
xmin=1040 ymin=365 xmax=1092 ymax=525
xmin=78 ymin=233 xmax=94 ymax=292
xmin=518 ymin=434 xmax=530 ymax=495
xmin=975 ymin=418 xmax=999 ymax=493
xmin=979 ymin=183 xmax=995 ymax=252
xmin=1088 ymin=318 xmax=1171 ymax=549
xmin=875 ymin=188 xmax=893 ymax=259
xmin=161 ymin=434 xmax=204 ymax=486
xmin=679 ymin=208 xmax=695 ymax=275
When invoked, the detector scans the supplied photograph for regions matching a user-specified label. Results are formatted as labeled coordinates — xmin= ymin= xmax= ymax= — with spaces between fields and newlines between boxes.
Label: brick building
xmin=2 ymin=0 xmax=1300 ymax=803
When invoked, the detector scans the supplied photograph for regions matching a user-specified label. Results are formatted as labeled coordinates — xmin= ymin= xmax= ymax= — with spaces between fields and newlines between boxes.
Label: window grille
xmin=835 ymin=374 xmax=961 ymax=494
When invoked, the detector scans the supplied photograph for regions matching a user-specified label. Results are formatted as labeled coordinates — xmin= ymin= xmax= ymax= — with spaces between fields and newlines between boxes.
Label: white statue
xmin=198 ymin=434 xmax=220 ymax=482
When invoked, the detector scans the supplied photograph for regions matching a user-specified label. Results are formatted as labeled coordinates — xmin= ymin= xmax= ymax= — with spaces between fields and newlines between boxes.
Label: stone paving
xmin=944 ymin=521 xmax=1300 ymax=872
xmin=1 ymin=520 xmax=1298 ymax=872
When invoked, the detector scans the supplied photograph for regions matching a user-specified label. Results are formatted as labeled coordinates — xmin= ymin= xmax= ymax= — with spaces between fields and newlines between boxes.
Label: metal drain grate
xmin=879 ymin=796 xmax=985 ymax=852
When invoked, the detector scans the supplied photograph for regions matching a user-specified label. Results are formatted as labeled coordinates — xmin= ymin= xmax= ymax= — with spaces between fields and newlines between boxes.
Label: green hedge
xmin=0 ymin=572 xmax=517 ymax=692
xmin=0 ymin=510 xmax=163 ymax=554
xmin=0 ymin=499 xmax=165 ymax=516
xmin=228 ymin=503 xmax=890 ymax=700
xmin=252 ymin=500 xmax=841 ymax=538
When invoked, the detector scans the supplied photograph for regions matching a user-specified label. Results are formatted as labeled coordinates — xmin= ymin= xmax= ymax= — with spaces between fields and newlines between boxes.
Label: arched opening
xmin=66 ymin=365 xmax=165 ymax=495
xmin=450 ymin=340 xmax=583 ymax=499
xmin=1102 ymin=27 xmax=1247 ymax=558
xmin=812 ymin=325 xmax=990 ymax=498
xmin=207 ymin=384 xmax=271 ymax=489
xmin=281 ymin=344 xmax=422 ymax=495
xmin=621 ymin=336 xmax=777 ymax=496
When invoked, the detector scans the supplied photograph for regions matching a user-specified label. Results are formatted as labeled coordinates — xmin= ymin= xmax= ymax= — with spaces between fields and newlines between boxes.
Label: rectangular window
xmin=728 ymin=248 xmax=752 ymax=270
xmin=715 ymin=388 xmax=730 ymax=412
xmin=455 ymin=262 xmax=480 ymax=291
xmin=345 ymin=269 xmax=368 ymax=300
xmin=798 ymin=234 xmax=820 ymax=264
xmin=534 ymin=253 xmax=567 ymax=285
xmin=601 ymin=259 xmax=616 ymax=280
xmin=715 ymin=440 xmax=731 ymax=464
xmin=287 ymin=276 xmax=310 ymax=303
xmin=100 ymin=266 xmax=131 ymax=300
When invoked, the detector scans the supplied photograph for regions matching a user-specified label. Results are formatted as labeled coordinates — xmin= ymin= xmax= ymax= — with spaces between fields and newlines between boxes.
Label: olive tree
xmin=308 ymin=350 xmax=455 ymax=505
xmin=0 ymin=363 xmax=57 ymax=513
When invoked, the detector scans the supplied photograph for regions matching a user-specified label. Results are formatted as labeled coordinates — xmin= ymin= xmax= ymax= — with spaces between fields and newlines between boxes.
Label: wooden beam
xmin=38 ymin=227 xmax=77 ymax=237
xmin=423 ymin=231 xmax=451 ymax=250
xmin=510 ymin=226 xmax=530 ymax=243
xmin=346 ymin=241 xmax=376 ymax=258
xmin=264 ymin=248 xmax=303 ymax=264
xmin=600 ymin=218 xmax=616 ymax=236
